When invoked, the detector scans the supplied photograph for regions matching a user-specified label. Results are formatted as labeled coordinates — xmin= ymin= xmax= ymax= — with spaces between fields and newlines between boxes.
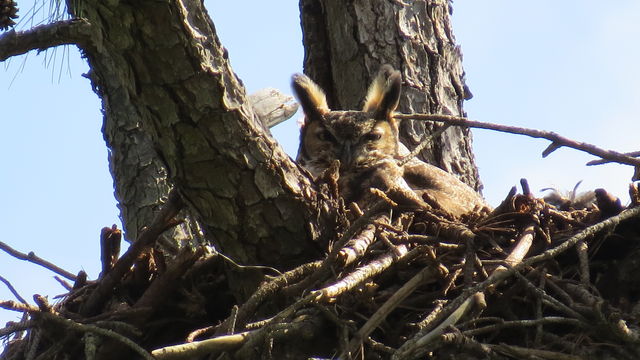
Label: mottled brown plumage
xmin=293 ymin=65 xmax=489 ymax=217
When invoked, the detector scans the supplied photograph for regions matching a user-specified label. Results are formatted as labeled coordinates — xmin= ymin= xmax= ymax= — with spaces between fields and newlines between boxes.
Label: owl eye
xmin=364 ymin=131 xmax=382 ymax=142
xmin=317 ymin=129 xmax=334 ymax=142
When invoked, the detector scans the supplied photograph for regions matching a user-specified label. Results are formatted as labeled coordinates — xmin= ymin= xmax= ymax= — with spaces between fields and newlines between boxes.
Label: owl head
xmin=293 ymin=65 xmax=402 ymax=178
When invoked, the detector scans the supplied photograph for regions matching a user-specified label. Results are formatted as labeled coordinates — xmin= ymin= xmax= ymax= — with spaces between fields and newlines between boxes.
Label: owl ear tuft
xmin=292 ymin=74 xmax=329 ymax=122
xmin=362 ymin=65 xmax=402 ymax=119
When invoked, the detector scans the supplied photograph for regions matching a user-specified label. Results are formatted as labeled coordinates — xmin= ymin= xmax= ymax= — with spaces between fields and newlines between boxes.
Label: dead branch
xmin=0 ymin=241 xmax=77 ymax=281
xmin=0 ymin=274 xmax=28 ymax=304
xmin=79 ymin=190 xmax=184 ymax=317
xmin=153 ymin=331 xmax=251 ymax=360
xmin=0 ymin=18 xmax=92 ymax=61
xmin=396 ymin=113 xmax=640 ymax=169
xmin=99 ymin=225 xmax=122 ymax=278
xmin=313 ymin=244 xmax=409 ymax=301
xmin=587 ymin=150 xmax=640 ymax=166
xmin=462 ymin=317 xmax=582 ymax=337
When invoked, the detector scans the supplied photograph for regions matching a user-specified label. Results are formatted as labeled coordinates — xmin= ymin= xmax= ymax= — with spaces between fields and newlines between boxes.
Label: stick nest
xmin=2 ymin=182 xmax=640 ymax=360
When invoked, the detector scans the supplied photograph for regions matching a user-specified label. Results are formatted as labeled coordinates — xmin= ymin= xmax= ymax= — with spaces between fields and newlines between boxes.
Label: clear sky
xmin=1 ymin=0 xmax=638 ymax=333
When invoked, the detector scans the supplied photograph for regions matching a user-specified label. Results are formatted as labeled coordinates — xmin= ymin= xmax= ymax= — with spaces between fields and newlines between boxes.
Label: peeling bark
xmin=300 ymin=0 xmax=482 ymax=190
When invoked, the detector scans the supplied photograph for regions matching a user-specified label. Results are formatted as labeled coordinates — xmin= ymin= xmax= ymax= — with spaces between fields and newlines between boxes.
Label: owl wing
xmin=402 ymin=158 xmax=490 ymax=218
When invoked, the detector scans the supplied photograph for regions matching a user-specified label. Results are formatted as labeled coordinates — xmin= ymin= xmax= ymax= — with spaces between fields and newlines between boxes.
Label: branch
xmin=152 ymin=331 xmax=251 ymax=360
xmin=0 ymin=18 xmax=92 ymax=61
xmin=395 ymin=113 xmax=640 ymax=168
xmin=312 ymin=244 xmax=409 ymax=301
xmin=0 ymin=241 xmax=77 ymax=281
xmin=0 ymin=274 xmax=28 ymax=304
xmin=587 ymin=151 xmax=640 ymax=166
xmin=79 ymin=190 xmax=184 ymax=316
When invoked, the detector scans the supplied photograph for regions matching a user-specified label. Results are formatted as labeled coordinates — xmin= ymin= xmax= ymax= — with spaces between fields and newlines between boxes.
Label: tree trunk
xmin=66 ymin=0 xmax=330 ymax=298
xmin=300 ymin=0 xmax=482 ymax=190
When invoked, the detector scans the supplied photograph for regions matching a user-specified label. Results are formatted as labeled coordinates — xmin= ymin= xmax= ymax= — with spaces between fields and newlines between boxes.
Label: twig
xmin=0 ymin=241 xmax=77 ymax=281
xmin=397 ymin=124 xmax=452 ymax=166
xmin=491 ymin=343 xmax=584 ymax=360
xmin=79 ymin=190 xmax=184 ymax=316
xmin=341 ymin=265 xmax=437 ymax=358
xmin=53 ymin=276 xmax=73 ymax=291
xmin=395 ymin=113 xmax=640 ymax=168
xmin=338 ymin=214 xmax=388 ymax=267
xmin=0 ymin=18 xmax=93 ymax=61
xmin=313 ymin=244 xmax=408 ymax=301
xmin=462 ymin=317 xmax=582 ymax=337
xmin=0 ymin=300 xmax=39 ymax=313
xmin=0 ymin=275 xmax=28 ymax=304
xmin=153 ymin=331 xmax=251 ymax=360
xmin=587 ymin=150 xmax=640 ymax=166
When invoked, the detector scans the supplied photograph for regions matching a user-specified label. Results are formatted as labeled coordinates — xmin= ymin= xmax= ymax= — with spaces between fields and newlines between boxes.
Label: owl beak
xmin=339 ymin=142 xmax=353 ymax=166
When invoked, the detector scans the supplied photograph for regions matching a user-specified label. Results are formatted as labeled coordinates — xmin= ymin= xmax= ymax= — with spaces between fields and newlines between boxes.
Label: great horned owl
xmin=293 ymin=65 xmax=489 ymax=217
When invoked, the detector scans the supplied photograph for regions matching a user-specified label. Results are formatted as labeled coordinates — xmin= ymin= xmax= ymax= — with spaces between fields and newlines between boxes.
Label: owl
xmin=292 ymin=65 xmax=489 ymax=217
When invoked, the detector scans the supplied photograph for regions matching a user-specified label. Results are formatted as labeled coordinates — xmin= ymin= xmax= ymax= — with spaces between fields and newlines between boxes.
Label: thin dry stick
xmin=0 ymin=275 xmax=28 ymax=304
xmin=341 ymin=265 xmax=438 ymax=358
xmin=0 ymin=241 xmax=77 ymax=281
xmin=395 ymin=113 xmax=640 ymax=168
xmin=313 ymin=244 xmax=408 ymax=301
xmin=462 ymin=317 xmax=583 ymax=337
xmin=587 ymin=150 xmax=640 ymax=166
xmin=397 ymin=124 xmax=452 ymax=166
xmin=153 ymin=331 xmax=251 ymax=360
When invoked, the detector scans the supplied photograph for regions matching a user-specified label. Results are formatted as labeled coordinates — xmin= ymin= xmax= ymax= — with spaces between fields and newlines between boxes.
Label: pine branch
xmin=0 ymin=18 xmax=92 ymax=61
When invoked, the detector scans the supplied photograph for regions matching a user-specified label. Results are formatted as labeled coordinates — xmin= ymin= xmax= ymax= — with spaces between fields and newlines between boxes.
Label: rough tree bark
xmin=300 ymin=0 xmax=481 ymax=190
xmin=71 ymin=0 xmax=322 ymax=260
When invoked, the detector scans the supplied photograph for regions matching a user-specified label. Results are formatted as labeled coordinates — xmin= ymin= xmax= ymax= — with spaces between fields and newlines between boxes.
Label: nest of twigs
xmin=2 ymin=180 xmax=640 ymax=360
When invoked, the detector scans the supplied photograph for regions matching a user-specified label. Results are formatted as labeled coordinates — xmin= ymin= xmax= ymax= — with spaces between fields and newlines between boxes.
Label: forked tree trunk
xmin=300 ymin=0 xmax=481 ymax=190
xmin=67 ymin=0 xmax=328 ymax=299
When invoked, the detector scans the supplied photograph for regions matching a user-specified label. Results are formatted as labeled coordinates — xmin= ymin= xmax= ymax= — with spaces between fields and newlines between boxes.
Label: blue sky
xmin=1 ymin=1 xmax=638 ymax=332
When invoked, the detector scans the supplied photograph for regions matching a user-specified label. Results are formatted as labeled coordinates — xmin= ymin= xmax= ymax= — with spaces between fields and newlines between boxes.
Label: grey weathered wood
xmin=300 ymin=0 xmax=482 ymax=191
xmin=249 ymin=88 xmax=299 ymax=128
